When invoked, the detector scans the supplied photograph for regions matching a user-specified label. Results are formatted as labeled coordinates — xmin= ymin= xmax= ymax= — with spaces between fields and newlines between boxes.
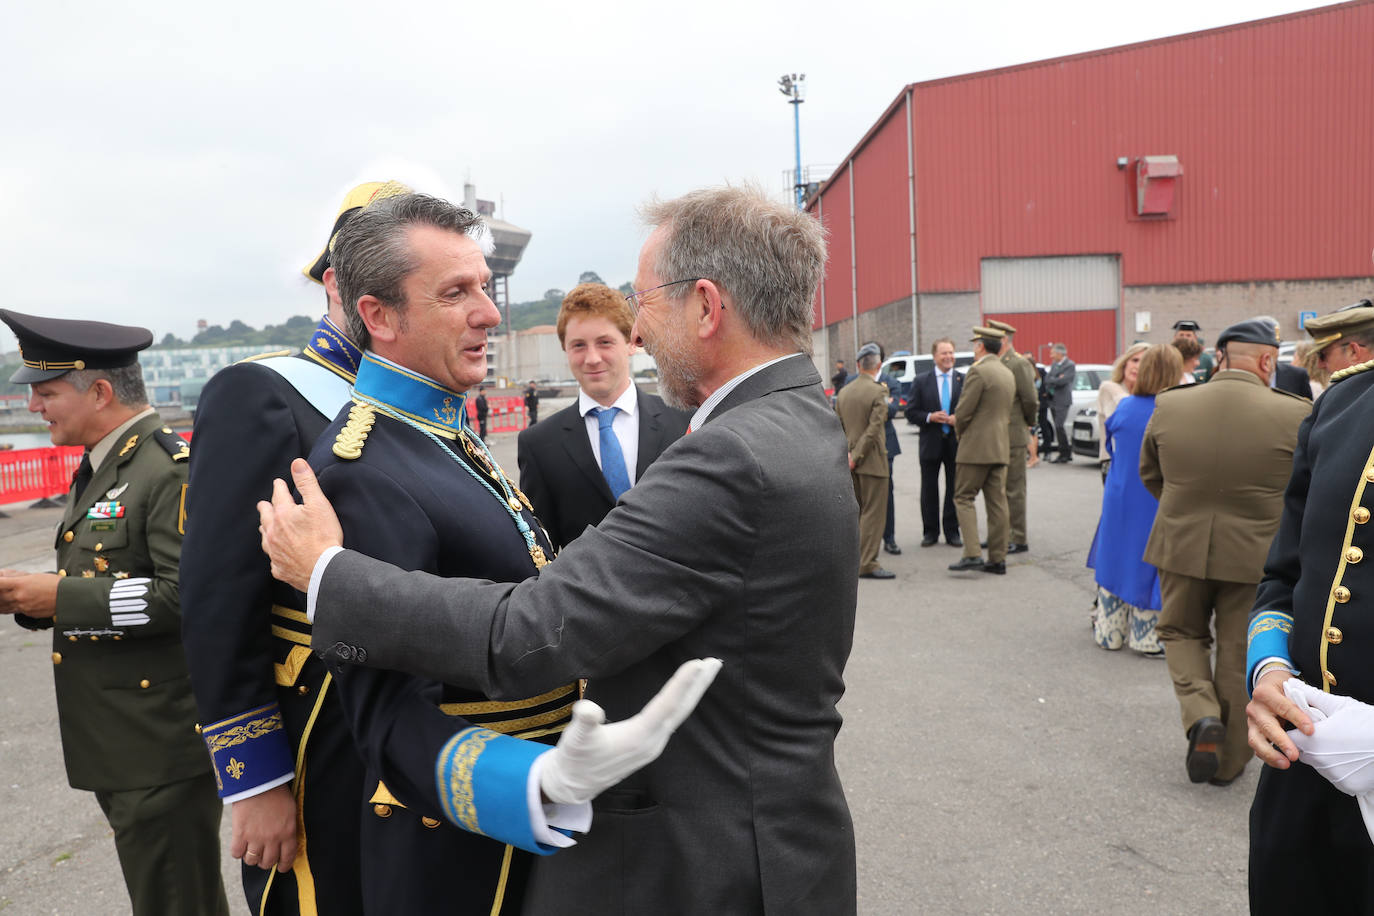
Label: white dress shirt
xmin=689 ymin=353 xmax=803 ymax=431
xmin=580 ymin=384 xmax=640 ymax=484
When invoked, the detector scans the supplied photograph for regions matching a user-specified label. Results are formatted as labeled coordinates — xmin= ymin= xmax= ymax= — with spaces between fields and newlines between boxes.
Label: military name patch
xmin=87 ymin=502 xmax=125 ymax=519
xmin=90 ymin=520 xmax=117 ymax=531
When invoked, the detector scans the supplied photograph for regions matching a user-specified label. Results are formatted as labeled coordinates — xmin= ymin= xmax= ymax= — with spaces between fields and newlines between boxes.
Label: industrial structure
xmin=463 ymin=182 xmax=532 ymax=383
xmin=807 ymin=0 xmax=1373 ymax=367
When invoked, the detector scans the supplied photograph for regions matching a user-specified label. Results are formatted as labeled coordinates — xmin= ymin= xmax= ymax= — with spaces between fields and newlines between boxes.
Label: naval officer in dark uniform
xmin=1246 ymin=305 xmax=1374 ymax=914
xmin=0 ymin=310 xmax=229 ymax=916
xmin=180 ymin=180 xmax=410 ymax=915
xmin=302 ymin=192 xmax=718 ymax=913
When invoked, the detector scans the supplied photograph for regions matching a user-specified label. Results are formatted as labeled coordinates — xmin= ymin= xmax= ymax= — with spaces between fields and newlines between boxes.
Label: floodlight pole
xmin=779 ymin=73 xmax=806 ymax=209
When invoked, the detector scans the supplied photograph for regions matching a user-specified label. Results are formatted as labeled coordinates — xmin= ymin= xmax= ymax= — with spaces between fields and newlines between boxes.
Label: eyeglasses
xmin=624 ymin=278 xmax=704 ymax=317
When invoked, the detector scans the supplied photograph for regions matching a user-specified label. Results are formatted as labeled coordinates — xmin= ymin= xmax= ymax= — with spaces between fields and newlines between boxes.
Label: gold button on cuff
xmin=373 ymin=804 xmax=392 ymax=818
xmin=51 ymin=652 xmax=62 ymax=665
xmin=421 ymin=816 xmax=441 ymax=829
xmin=1324 ymin=670 xmax=1338 ymax=686
xmin=1356 ymin=507 xmax=1371 ymax=524
xmin=139 ymin=679 xmax=150 ymax=689
xmin=63 ymin=531 xmax=74 ymax=543
xmin=1335 ymin=586 xmax=1352 ymax=603
xmin=58 ymin=570 xmax=67 ymax=577
xmin=1327 ymin=627 xmax=1344 ymax=645
xmin=297 ymin=685 xmax=310 ymax=696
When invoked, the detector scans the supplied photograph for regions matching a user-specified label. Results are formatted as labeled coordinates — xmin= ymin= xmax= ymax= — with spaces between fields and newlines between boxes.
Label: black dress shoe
xmin=948 ymin=556 xmax=985 ymax=571
xmin=883 ymin=539 xmax=902 ymax=555
xmin=1186 ymin=717 xmax=1225 ymax=784
xmin=859 ymin=568 xmax=896 ymax=579
xmin=946 ymin=537 xmax=963 ymax=547
xmin=1007 ymin=543 xmax=1029 ymax=554
xmin=981 ymin=561 xmax=1006 ymax=574
xmin=920 ymin=536 xmax=938 ymax=547
xmin=1053 ymin=455 xmax=1073 ymax=464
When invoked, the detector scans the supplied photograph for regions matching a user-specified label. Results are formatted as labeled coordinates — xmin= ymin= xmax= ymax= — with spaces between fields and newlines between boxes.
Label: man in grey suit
xmin=260 ymin=185 xmax=859 ymax=915
xmin=1045 ymin=342 xmax=1077 ymax=462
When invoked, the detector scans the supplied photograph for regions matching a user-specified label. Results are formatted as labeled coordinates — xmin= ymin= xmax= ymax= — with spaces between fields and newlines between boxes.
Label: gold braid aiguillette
xmin=333 ymin=403 xmax=376 ymax=460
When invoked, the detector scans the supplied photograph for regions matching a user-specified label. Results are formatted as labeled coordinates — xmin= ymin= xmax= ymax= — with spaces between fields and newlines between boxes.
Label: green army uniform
xmin=998 ymin=346 xmax=1038 ymax=548
xmin=836 ymin=371 xmax=890 ymax=576
xmin=952 ymin=332 xmax=1016 ymax=568
xmin=20 ymin=411 xmax=229 ymax=916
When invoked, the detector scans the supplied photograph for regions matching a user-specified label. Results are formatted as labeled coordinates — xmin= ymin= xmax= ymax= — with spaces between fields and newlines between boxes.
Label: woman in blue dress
xmin=1087 ymin=344 xmax=1184 ymax=656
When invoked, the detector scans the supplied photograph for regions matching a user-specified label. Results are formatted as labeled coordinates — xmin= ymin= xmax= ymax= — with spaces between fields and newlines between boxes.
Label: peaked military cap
xmin=856 ymin=342 xmax=882 ymax=361
xmin=986 ymin=319 xmax=1017 ymax=334
xmin=1304 ymin=298 xmax=1374 ymax=350
xmin=303 ymin=179 xmax=414 ymax=284
xmin=970 ymin=325 xmax=1006 ymax=343
xmin=1217 ymin=318 xmax=1282 ymax=349
xmin=1 ymin=309 xmax=152 ymax=384
xmin=1172 ymin=319 xmax=1202 ymax=332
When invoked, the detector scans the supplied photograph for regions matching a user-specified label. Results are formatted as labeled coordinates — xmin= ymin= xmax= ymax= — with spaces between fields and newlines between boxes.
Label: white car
xmin=1054 ymin=364 xmax=1114 ymax=458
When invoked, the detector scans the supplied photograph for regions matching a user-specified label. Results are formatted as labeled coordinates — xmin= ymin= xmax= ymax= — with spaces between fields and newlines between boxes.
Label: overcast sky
xmin=1 ymin=0 xmax=1332 ymax=352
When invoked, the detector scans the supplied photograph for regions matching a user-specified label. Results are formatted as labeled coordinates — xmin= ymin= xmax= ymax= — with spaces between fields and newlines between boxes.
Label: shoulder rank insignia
xmin=1330 ymin=357 xmax=1374 ymax=384
xmin=334 ymin=402 xmax=376 ymax=460
xmin=153 ymin=427 xmax=191 ymax=462
xmin=237 ymin=348 xmax=294 ymax=364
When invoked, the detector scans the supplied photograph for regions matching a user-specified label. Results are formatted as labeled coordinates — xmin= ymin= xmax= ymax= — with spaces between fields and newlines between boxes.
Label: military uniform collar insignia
xmin=352 ymin=352 xmax=469 ymax=440
xmin=302 ymin=315 xmax=363 ymax=382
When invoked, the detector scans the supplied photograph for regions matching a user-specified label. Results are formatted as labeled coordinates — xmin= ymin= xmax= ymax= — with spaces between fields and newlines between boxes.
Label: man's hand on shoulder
xmin=257 ymin=458 xmax=344 ymax=592
xmin=231 ymin=783 xmax=298 ymax=872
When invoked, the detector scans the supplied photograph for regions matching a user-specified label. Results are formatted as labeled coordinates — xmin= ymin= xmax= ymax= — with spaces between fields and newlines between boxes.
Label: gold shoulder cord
xmin=333 ymin=403 xmax=376 ymax=460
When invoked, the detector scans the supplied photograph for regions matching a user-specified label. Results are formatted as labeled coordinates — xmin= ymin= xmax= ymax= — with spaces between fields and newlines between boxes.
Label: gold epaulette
xmin=154 ymin=426 xmax=191 ymax=461
xmin=236 ymin=349 xmax=294 ymax=364
xmin=333 ymin=402 xmax=375 ymax=460
xmin=1330 ymin=358 xmax=1374 ymax=384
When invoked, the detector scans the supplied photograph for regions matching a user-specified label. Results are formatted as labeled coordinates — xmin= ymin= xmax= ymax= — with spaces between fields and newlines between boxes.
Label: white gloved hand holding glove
xmin=1283 ymin=678 xmax=1374 ymax=843
xmin=540 ymin=657 xmax=722 ymax=806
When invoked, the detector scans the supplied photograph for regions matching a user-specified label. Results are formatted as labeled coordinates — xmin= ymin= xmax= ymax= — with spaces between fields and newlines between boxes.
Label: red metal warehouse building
xmin=808 ymin=0 xmax=1374 ymax=368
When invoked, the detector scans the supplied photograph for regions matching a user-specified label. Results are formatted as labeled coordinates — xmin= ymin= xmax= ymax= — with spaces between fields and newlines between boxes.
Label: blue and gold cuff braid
xmin=201 ymin=703 xmax=293 ymax=798
xmin=435 ymin=727 xmax=556 ymax=855
xmin=1246 ymin=611 xmax=1294 ymax=694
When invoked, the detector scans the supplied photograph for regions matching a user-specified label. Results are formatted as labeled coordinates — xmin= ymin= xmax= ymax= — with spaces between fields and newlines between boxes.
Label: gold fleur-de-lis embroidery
xmin=226 ymin=757 xmax=246 ymax=780
xmin=434 ymin=397 xmax=459 ymax=426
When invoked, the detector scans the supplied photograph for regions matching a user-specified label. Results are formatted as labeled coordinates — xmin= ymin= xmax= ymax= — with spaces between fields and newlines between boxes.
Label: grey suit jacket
xmin=1046 ymin=358 xmax=1076 ymax=411
xmin=313 ymin=353 xmax=859 ymax=915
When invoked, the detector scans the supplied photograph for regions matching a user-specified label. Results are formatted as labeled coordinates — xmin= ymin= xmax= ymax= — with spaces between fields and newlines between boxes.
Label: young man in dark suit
xmin=906 ymin=338 xmax=963 ymax=547
xmin=517 ymin=283 xmax=689 ymax=552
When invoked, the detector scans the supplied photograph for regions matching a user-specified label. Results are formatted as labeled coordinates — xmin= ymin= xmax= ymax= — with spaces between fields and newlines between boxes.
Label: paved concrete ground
xmin=0 ymin=420 xmax=1254 ymax=914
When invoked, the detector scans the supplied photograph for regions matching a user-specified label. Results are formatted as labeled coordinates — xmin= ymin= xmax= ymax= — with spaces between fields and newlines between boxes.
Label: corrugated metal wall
xmin=985 ymin=310 xmax=1118 ymax=364
xmin=912 ymin=1 xmax=1374 ymax=292
xmin=850 ymin=108 xmax=913 ymax=314
xmin=817 ymin=167 xmax=854 ymax=330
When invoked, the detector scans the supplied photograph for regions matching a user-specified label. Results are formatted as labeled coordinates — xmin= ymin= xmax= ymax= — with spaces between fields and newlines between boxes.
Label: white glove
xmin=539 ymin=658 xmax=722 ymax=806
xmin=1284 ymin=679 xmax=1374 ymax=795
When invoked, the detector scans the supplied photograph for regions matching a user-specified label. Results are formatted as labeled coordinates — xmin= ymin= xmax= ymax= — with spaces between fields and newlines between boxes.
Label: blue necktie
xmin=939 ymin=373 xmax=951 ymax=433
xmin=592 ymin=407 xmax=631 ymax=501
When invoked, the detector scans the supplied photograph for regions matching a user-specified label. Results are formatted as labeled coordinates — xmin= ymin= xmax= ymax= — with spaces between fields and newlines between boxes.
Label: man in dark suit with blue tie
xmin=906 ymin=338 xmax=963 ymax=547
xmin=518 ymin=283 xmax=690 ymax=552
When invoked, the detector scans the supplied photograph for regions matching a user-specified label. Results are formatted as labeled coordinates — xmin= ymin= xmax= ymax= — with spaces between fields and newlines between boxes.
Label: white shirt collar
xmin=579 ymin=383 xmax=638 ymax=418
xmin=689 ymin=353 xmax=802 ymax=431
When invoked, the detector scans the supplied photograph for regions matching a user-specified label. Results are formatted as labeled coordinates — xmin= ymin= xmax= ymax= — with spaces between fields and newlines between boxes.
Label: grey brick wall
xmin=1124 ymin=277 xmax=1373 ymax=346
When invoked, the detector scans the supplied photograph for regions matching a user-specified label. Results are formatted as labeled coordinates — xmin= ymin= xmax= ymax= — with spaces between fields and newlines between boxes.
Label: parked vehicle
xmin=1064 ymin=363 xmax=1125 ymax=458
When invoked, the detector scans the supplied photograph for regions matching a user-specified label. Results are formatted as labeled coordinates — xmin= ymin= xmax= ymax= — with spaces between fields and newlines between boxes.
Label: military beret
xmin=856 ymin=342 xmax=882 ymax=361
xmin=1217 ymin=318 xmax=1282 ymax=349
xmin=1172 ymin=319 xmax=1201 ymax=332
xmin=1304 ymin=299 xmax=1374 ymax=350
xmin=0 ymin=310 xmax=152 ymax=384
xmin=986 ymin=319 xmax=1017 ymax=334
xmin=303 ymin=180 xmax=414 ymax=284
xmin=970 ymin=326 xmax=1006 ymax=343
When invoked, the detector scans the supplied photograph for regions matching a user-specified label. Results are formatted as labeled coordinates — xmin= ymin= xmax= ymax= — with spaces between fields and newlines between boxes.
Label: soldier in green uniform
xmin=986 ymin=320 xmax=1038 ymax=554
xmin=0 ymin=310 xmax=229 ymax=916
xmin=948 ymin=326 xmax=1016 ymax=575
xmin=1141 ymin=318 xmax=1311 ymax=786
